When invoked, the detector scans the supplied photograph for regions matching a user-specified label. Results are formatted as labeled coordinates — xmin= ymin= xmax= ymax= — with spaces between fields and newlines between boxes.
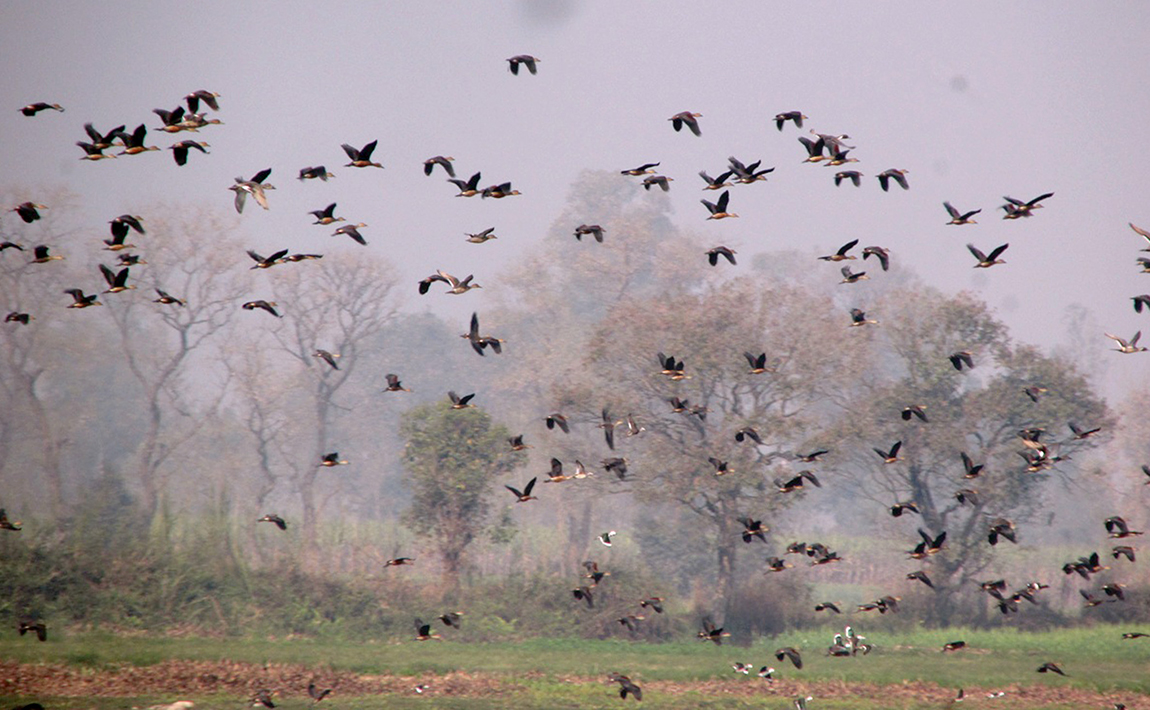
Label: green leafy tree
xmin=822 ymin=286 xmax=1111 ymax=625
xmin=401 ymin=401 xmax=526 ymax=589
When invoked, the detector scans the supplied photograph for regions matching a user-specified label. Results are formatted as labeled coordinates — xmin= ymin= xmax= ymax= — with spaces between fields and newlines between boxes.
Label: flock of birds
xmin=5 ymin=52 xmax=1150 ymax=708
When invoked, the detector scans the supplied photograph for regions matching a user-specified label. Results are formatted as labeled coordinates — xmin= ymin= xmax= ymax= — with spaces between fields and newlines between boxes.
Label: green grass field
xmin=1 ymin=625 xmax=1146 ymax=709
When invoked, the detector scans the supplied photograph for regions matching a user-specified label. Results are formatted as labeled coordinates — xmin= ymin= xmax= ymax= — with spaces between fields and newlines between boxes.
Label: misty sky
xmin=3 ymin=1 xmax=1149 ymax=399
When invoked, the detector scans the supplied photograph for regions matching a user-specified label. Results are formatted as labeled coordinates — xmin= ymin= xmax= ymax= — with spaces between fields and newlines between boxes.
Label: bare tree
xmin=0 ymin=187 xmax=89 ymax=514
xmin=104 ymin=210 xmax=252 ymax=520
xmin=263 ymin=253 xmax=401 ymax=558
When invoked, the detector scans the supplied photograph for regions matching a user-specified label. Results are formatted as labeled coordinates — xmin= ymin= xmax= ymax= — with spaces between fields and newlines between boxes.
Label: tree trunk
xmin=715 ymin=509 xmax=737 ymax=627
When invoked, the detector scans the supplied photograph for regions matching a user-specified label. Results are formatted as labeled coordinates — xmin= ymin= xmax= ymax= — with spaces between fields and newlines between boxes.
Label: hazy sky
xmin=3 ymin=1 xmax=1149 ymax=398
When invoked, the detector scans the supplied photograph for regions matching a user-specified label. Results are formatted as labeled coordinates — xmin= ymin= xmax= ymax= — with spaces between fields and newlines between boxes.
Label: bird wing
xmin=967 ymin=244 xmax=987 ymax=261
xmin=986 ymin=243 xmax=1009 ymax=261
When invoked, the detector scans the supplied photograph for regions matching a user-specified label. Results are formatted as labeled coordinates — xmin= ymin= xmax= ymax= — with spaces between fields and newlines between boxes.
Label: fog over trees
xmin=0 ymin=171 xmax=1139 ymax=639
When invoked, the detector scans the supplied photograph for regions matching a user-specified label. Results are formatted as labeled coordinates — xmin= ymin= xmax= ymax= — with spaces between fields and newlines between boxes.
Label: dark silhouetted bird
xmin=258 ymin=514 xmax=286 ymax=530
xmin=507 ymin=55 xmax=540 ymax=75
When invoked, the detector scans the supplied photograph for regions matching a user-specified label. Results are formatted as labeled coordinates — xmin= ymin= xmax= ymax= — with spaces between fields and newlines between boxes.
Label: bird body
xmin=424 ymin=155 xmax=455 ymax=176
xmin=775 ymin=111 xmax=807 ymax=131
xmin=21 ymin=102 xmax=63 ymax=116
xmin=968 ymin=243 xmax=1009 ymax=268
xmin=877 ymin=169 xmax=909 ymax=191
xmin=257 ymin=514 xmax=286 ymax=530
xmin=507 ymin=55 xmax=540 ymax=75
xmin=506 ymin=476 xmax=537 ymax=502
xmin=1105 ymin=331 xmax=1147 ymax=353
xmin=701 ymin=190 xmax=737 ymax=219
xmin=707 ymin=246 xmax=737 ymax=265
xmin=342 ymin=140 xmax=382 ymax=168
xmin=242 ymin=300 xmax=281 ymax=317
xmin=944 ymin=202 xmax=980 ymax=225
xmin=669 ymin=111 xmax=702 ymax=136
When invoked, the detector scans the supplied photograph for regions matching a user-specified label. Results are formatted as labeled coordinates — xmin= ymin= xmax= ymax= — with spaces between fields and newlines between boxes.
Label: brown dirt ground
xmin=0 ymin=660 xmax=1143 ymax=707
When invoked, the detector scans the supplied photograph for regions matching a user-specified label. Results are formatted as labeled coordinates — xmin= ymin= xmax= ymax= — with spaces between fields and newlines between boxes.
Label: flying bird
xmin=862 ymin=246 xmax=890 ymax=271
xmin=699 ymin=169 xmax=735 ymax=190
xmin=0 ymin=509 xmax=21 ymax=531
xmin=307 ymin=682 xmax=332 ymax=702
xmin=298 ymin=166 xmax=334 ymax=181
xmin=701 ymin=190 xmax=738 ymax=219
xmin=257 ymin=514 xmax=286 ymax=530
xmin=466 ymin=227 xmax=497 ymax=243
xmin=117 ymin=124 xmax=159 ymax=155
xmin=839 ymin=265 xmax=868 ymax=284
xmin=103 ymin=218 xmax=139 ymax=245
xmin=907 ymin=570 xmax=934 ymax=588
xmin=820 ymin=239 xmax=858 ymax=262
xmin=642 ymin=175 xmax=673 ymax=191
xmin=414 ymin=619 xmax=441 ymax=641
xmin=423 ymin=155 xmax=455 ymax=177
xmin=184 ymin=89 xmax=221 ymax=113
xmin=65 ymin=289 xmax=102 ymax=309
xmin=545 ymin=412 xmax=570 ymax=433
xmin=17 ymin=620 xmax=47 ymax=642
xmin=1105 ymin=331 xmax=1147 ymax=353
xmin=698 ymin=617 xmax=729 ymax=645
xmin=968 ymin=243 xmax=1009 ymax=268
xmin=949 ymin=351 xmax=974 ymax=371
xmin=1037 ymin=662 xmax=1067 ymax=676
xmin=944 ymin=202 xmax=981 ymax=225
xmin=506 ymin=55 xmax=540 ymax=75
xmin=448 ymin=171 xmax=483 ymax=197
xmin=98 ymin=264 xmax=135 ymax=293
xmin=333 ymin=223 xmax=368 ymax=245
xmin=20 ymin=102 xmax=63 ymax=116
xmin=775 ymin=647 xmax=803 ymax=669
xmin=706 ymin=246 xmax=737 ymax=265
xmin=313 ymin=350 xmax=340 ymax=370
xmin=574 ymin=224 xmax=605 ymax=242
xmin=961 ymin=452 xmax=984 ymax=479
xmin=505 ymin=477 xmax=538 ymax=502
xmin=874 ymin=441 xmax=903 ymax=464
xmin=799 ymin=135 xmax=827 ymax=163
xmin=342 ymin=140 xmax=382 ymax=168
xmin=1002 ymin=192 xmax=1053 ymax=219
xmin=775 ymin=111 xmax=807 ymax=131
xmin=877 ymin=169 xmax=910 ymax=191
xmin=607 ymin=673 xmax=641 ymax=701
xmin=849 ymin=308 xmax=878 ymax=327
xmin=669 ymin=111 xmax=703 ymax=136
xmin=242 ymin=301 xmax=281 ymax=317
xmin=834 ymin=170 xmax=862 ymax=187
xmin=901 ymin=405 xmax=928 ymax=422
xmin=621 ymin=162 xmax=660 ymax=176
xmin=169 ymin=140 xmax=209 ymax=165
xmin=383 ymin=374 xmax=410 ymax=392
xmin=229 ymin=168 xmax=274 ymax=213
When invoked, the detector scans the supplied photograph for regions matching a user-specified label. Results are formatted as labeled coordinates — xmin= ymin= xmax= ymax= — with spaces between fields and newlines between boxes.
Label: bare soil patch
xmin=0 ymin=660 xmax=1141 ymax=707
